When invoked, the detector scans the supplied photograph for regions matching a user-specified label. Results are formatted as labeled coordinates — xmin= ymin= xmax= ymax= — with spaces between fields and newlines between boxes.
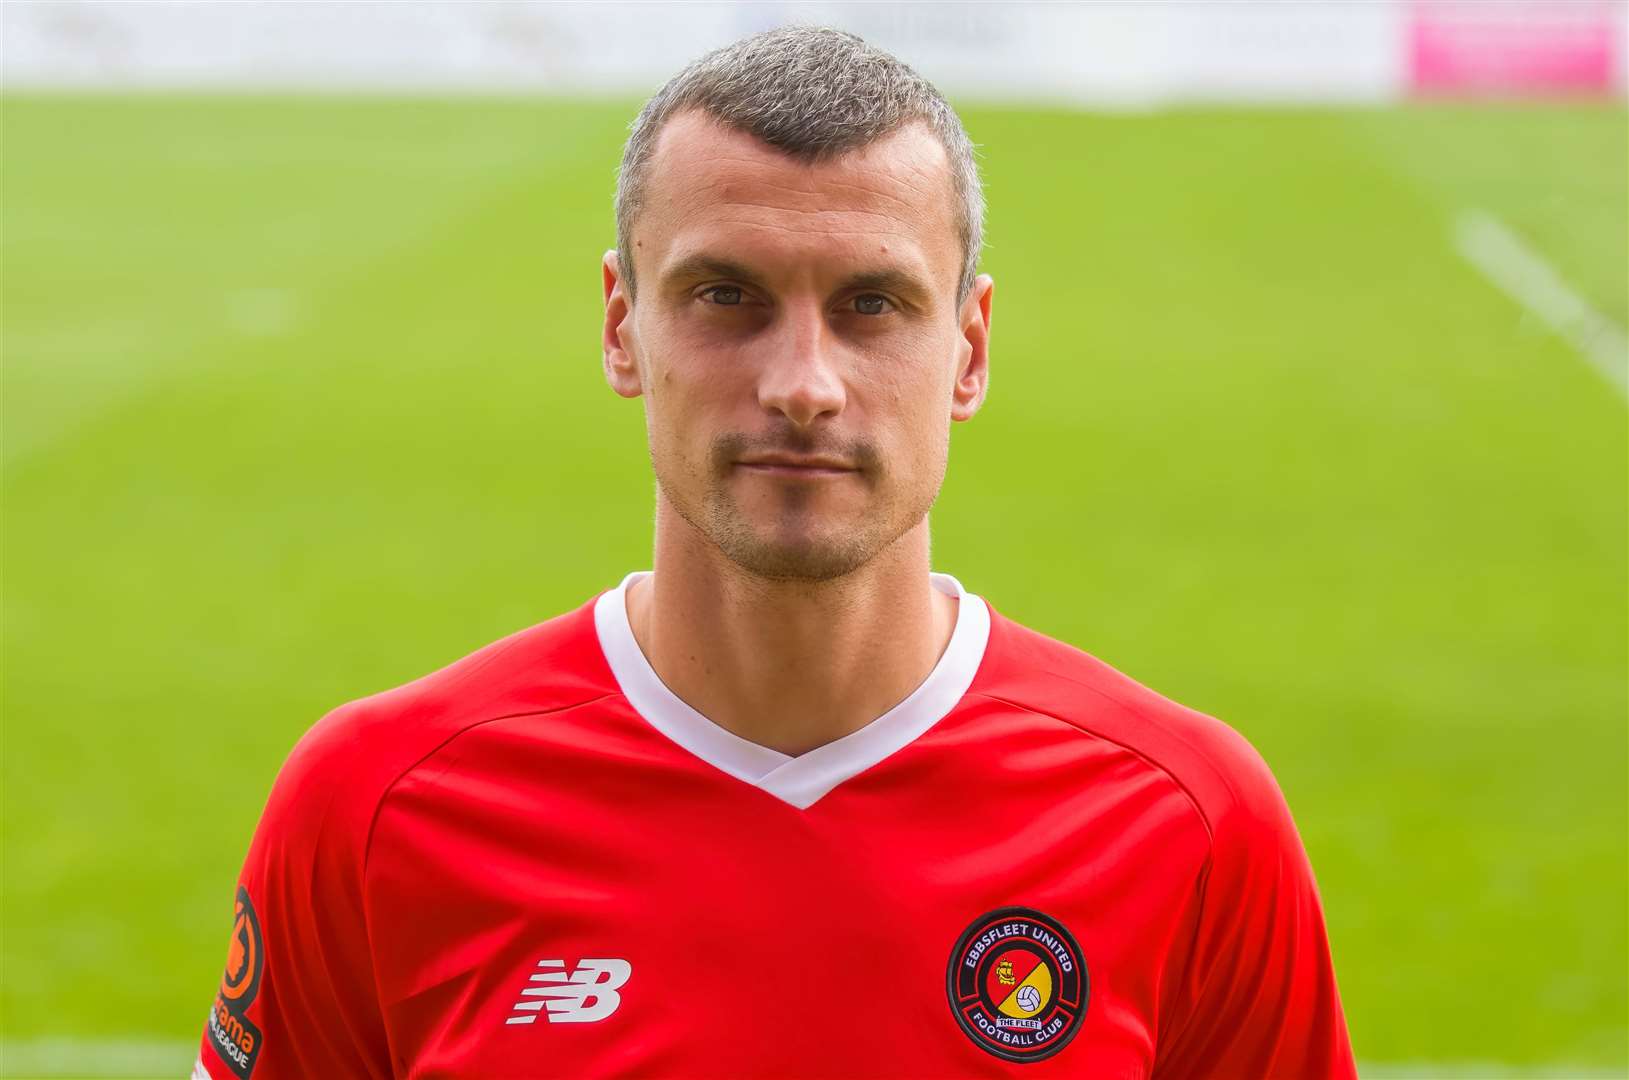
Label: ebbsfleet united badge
xmin=946 ymin=907 xmax=1088 ymax=1063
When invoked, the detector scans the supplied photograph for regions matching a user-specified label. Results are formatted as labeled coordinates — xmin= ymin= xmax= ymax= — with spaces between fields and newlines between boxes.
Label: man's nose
xmin=755 ymin=300 xmax=846 ymax=428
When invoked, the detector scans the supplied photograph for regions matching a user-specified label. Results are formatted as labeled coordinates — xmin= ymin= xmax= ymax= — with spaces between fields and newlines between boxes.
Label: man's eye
xmin=853 ymin=294 xmax=892 ymax=315
xmin=703 ymin=286 xmax=743 ymax=306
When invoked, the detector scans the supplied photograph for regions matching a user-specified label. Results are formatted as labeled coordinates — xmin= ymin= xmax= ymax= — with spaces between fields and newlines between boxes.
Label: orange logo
xmin=222 ymin=898 xmax=259 ymax=1000
xmin=209 ymin=886 xmax=265 ymax=1078
xmin=219 ymin=886 xmax=263 ymax=1006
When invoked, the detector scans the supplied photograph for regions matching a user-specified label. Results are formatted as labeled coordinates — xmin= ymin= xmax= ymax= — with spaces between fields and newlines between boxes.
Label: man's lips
xmin=735 ymin=455 xmax=858 ymax=476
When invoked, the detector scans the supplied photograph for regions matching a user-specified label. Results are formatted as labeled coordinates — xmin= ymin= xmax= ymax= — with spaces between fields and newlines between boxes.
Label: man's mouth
xmin=736 ymin=454 xmax=857 ymax=477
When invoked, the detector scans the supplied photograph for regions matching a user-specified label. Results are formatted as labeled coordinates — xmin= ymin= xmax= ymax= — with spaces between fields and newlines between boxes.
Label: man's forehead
xmin=652 ymin=110 xmax=950 ymax=193
xmin=637 ymin=110 xmax=961 ymax=285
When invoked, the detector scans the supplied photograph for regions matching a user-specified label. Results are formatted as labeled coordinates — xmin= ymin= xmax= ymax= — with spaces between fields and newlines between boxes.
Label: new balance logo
xmin=506 ymin=958 xmax=631 ymax=1026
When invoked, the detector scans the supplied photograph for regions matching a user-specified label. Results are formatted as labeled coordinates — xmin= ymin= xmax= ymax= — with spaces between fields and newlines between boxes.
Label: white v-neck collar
xmin=593 ymin=570 xmax=990 ymax=810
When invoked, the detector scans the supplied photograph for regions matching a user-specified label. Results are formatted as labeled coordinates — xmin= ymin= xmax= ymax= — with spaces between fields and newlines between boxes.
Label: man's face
xmin=602 ymin=110 xmax=991 ymax=582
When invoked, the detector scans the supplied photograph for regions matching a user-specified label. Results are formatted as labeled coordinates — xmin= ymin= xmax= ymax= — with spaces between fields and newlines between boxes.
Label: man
xmin=197 ymin=26 xmax=1354 ymax=1080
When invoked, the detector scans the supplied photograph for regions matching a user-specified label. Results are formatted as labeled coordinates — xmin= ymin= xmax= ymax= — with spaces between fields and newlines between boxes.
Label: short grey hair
xmin=614 ymin=26 xmax=984 ymax=302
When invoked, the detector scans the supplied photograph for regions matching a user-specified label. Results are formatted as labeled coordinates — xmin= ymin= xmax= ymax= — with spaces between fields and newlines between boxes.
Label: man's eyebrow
xmin=840 ymin=267 xmax=933 ymax=302
xmin=659 ymin=254 xmax=766 ymax=289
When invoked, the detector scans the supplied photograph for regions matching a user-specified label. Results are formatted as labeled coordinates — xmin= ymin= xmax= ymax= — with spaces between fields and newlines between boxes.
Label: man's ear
xmin=602 ymin=250 xmax=642 ymax=399
xmin=951 ymin=273 xmax=993 ymax=422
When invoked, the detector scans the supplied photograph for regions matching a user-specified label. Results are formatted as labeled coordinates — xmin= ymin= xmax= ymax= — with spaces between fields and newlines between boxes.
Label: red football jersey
xmin=197 ymin=572 xmax=1355 ymax=1079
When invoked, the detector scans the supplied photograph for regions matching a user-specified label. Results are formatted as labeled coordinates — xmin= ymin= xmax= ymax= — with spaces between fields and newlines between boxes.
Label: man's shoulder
xmin=259 ymin=593 xmax=617 ymax=841
xmin=972 ymin=604 xmax=1292 ymax=845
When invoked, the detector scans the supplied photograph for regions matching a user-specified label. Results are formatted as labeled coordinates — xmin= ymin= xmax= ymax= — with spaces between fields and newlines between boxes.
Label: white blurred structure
xmin=3 ymin=1 xmax=1624 ymax=103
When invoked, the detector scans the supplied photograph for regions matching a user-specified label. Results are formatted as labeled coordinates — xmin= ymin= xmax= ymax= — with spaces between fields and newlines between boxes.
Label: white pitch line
xmin=1454 ymin=209 xmax=1629 ymax=402
xmin=1 ymin=1040 xmax=1625 ymax=1079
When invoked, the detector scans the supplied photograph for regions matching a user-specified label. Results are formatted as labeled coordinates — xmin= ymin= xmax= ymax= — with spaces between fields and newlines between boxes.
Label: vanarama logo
xmin=208 ymin=885 xmax=265 ymax=1079
xmin=946 ymin=907 xmax=1088 ymax=1063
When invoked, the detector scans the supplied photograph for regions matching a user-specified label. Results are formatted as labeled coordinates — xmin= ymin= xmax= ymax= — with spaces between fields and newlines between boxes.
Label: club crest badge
xmin=946 ymin=907 xmax=1088 ymax=1063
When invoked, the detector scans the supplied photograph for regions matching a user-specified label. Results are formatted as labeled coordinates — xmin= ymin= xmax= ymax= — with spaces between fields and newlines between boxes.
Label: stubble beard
xmin=657 ymin=432 xmax=942 ymax=584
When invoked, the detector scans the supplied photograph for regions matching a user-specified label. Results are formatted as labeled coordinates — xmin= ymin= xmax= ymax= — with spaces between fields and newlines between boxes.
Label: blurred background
xmin=2 ymin=2 xmax=1625 ymax=1077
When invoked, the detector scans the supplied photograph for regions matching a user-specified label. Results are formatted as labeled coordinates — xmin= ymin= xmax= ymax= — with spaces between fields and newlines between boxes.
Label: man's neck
xmin=624 ymin=501 xmax=958 ymax=756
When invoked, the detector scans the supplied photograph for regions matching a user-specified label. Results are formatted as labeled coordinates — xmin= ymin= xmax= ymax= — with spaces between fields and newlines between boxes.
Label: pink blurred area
xmin=1409 ymin=0 xmax=1621 ymax=96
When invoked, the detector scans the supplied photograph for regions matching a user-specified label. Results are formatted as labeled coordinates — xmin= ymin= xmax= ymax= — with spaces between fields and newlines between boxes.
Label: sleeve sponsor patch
xmin=207 ymin=885 xmax=264 ymax=1079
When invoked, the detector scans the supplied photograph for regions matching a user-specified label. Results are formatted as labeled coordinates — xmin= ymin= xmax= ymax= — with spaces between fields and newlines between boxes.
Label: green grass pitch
xmin=2 ymin=95 xmax=1625 ymax=1076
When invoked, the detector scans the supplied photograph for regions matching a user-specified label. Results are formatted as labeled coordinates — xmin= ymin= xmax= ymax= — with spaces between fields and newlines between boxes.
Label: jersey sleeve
xmin=195 ymin=706 xmax=395 ymax=1080
xmin=1153 ymin=750 xmax=1357 ymax=1079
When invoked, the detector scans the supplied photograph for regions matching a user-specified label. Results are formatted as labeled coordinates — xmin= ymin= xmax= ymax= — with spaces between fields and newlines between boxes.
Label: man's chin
xmin=714 ymin=530 xmax=876 ymax=584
